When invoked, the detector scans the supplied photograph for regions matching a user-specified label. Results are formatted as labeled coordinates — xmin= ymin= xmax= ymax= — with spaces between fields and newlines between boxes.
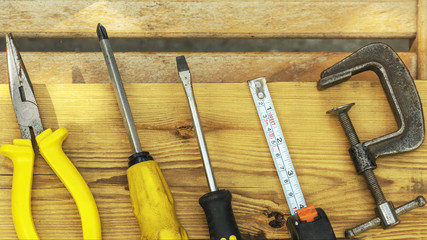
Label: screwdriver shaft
xmin=97 ymin=24 xmax=142 ymax=154
xmin=177 ymin=56 xmax=217 ymax=192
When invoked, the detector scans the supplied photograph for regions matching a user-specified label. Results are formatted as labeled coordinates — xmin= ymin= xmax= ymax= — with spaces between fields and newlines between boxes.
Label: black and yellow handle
xmin=199 ymin=190 xmax=242 ymax=240
xmin=127 ymin=152 xmax=188 ymax=240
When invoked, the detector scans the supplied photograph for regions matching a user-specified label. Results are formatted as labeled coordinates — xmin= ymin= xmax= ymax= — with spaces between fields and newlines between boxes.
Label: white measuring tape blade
xmin=248 ymin=77 xmax=306 ymax=215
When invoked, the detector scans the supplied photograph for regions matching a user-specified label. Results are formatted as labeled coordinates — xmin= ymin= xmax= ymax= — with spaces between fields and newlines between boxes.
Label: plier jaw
xmin=6 ymin=33 xmax=44 ymax=140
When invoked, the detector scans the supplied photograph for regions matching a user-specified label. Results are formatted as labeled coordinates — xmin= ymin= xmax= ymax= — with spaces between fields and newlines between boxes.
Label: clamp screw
xmin=327 ymin=103 xmax=387 ymax=204
xmin=328 ymin=103 xmax=398 ymax=229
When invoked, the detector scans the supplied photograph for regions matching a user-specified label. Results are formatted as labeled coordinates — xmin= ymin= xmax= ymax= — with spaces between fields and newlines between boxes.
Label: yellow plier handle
xmin=36 ymin=128 xmax=102 ymax=239
xmin=1 ymin=128 xmax=101 ymax=239
xmin=0 ymin=139 xmax=38 ymax=239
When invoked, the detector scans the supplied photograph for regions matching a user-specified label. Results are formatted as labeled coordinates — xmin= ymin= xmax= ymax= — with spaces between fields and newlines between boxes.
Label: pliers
xmin=0 ymin=33 xmax=102 ymax=239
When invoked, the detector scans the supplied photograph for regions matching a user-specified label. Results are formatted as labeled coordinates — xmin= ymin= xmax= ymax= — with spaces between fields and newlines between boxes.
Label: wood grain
xmin=0 ymin=82 xmax=426 ymax=239
xmin=0 ymin=0 xmax=416 ymax=38
xmin=0 ymin=52 xmax=417 ymax=84
xmin=417 ymin=0 xmax=427 ymax=79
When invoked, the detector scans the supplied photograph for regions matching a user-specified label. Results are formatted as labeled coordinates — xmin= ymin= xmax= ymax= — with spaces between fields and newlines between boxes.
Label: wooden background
xmin=0 ymin=1 xmax=426 ymax=239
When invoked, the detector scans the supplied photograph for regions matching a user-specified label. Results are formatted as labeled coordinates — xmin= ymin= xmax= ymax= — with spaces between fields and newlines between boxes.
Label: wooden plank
xmin=1 ymin=0 xmax=416 ymax=38
xmin=0 ymin=52 xmax=417 ymax=84
xmin=0 ymin=82 xmax=426 ymax=239
xmin=417 ymin=0 xmax=427 ymax=79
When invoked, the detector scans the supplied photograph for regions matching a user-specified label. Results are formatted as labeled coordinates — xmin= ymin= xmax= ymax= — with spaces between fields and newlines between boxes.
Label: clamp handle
xmin=345 ymin=196 xmax=426 ymax=238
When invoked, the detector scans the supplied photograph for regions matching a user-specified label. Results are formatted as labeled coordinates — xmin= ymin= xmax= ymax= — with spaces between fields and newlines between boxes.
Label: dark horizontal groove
xmin=0 ymin=38 xmax=409 ymax=52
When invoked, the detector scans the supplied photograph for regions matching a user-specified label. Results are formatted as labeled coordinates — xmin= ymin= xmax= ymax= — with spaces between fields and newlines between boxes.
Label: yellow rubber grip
xmin=36 ymin=128 xmax=102 ymax=240
xmin=0 ymin=139 xmax=39 ymax=240
xmin=127 ymin=160 xmax=188 ymax=240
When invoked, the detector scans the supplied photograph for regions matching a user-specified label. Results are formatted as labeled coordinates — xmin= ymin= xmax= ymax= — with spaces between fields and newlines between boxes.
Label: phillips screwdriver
xmin=97 ymin=23 xmax=188 ymax=240
xmin=176 ymin=56 xmax=242 ymax=240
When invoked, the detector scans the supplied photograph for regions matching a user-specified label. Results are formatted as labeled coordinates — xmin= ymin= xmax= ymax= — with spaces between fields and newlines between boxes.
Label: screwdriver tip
xmin=97 ymin=23 xmax=109 ymax=40
xmin=176 ymin=56 xmax=189 ymax=72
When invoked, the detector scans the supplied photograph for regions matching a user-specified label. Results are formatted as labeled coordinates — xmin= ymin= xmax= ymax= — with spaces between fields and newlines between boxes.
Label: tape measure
xmin=248 ymin=77 xmax=306 ymax=214
xmin=248 ymin=77 xmax=336 ymax=240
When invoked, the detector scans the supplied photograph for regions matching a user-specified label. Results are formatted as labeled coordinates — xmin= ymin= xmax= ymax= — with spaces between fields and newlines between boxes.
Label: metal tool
xmin=176 ymin=56 xmax=242 ymax=240
xmin=0 ymin=33 xmax=101 ymax=239
xmin=317 ymin=43 xmax=426 ymax=238
xmin=249 ymin=77 xmax=336 ymax=240
xmin=98 ymin=24 xmax=188 ymax=240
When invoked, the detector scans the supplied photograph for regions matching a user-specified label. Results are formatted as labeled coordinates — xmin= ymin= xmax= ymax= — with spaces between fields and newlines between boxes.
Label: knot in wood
xmin=176 ymin=125 xmax=195 ymax=139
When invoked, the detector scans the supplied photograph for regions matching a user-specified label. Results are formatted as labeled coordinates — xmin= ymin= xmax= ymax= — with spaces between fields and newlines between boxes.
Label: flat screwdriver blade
xmin=176 ymin=56 xmax=189 ymax=72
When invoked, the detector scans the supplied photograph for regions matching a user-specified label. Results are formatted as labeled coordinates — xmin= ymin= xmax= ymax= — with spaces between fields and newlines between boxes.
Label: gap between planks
xmin=0 ymin=52 xmax=417 ymax=84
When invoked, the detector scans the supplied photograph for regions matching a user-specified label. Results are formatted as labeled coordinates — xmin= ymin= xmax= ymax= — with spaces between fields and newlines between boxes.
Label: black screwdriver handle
xmin=199 ymin=190 xmax=242 ymax=240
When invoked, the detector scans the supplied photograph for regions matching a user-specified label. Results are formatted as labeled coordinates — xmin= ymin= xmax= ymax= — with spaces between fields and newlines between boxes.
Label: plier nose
xmin=6 ymin=33 xmax=44 ymax=140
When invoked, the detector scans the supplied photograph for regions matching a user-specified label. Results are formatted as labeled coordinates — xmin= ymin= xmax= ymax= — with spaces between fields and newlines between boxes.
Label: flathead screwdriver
xmin=98 ymin=23 xmax=188 ymax=240
xmin=176 ymin=56 xmax=242 ymax=240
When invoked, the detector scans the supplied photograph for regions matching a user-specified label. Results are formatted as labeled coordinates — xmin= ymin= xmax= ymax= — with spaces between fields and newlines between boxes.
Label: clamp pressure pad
xmin=317 ymin=43 xmax=426 ymax=238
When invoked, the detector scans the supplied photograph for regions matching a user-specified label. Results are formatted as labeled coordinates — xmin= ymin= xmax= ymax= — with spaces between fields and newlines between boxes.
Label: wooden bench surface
xmin=0 ymin=0 xmax=426 ymax=239
xmin=1 ymin=82 xmax=427 ymax=239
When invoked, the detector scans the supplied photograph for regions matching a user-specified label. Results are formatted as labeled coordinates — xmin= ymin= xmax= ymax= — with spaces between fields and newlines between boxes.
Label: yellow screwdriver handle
xmin=0 ymin=139 xmax=39 ymax=240
xmin=127 ymin=160 xmax=188 ymax=240
xmin=36 ymin=128 xmax=102 ymax=239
